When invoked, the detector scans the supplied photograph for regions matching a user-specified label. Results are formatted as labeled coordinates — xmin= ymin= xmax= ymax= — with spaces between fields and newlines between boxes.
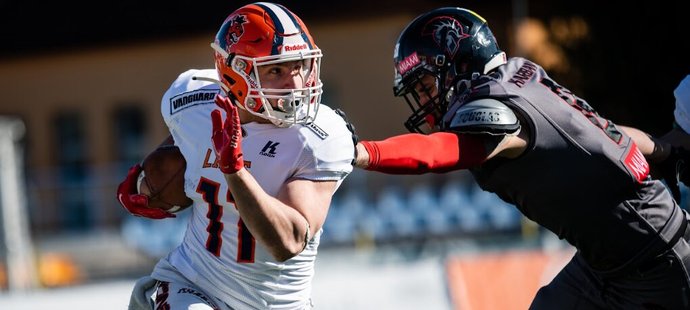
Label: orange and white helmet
xmin=211 ymin=2 xmax=323 ymax=127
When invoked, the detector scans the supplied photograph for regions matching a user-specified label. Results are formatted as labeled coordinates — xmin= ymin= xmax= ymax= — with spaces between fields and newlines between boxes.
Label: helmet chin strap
xmin=191 ymin=75 xmax=230 ymax=94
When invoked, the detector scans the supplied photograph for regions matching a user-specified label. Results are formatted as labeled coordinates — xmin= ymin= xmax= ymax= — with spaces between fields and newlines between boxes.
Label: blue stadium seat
xmin=375 ymin=186 xmax=408 ymax=216
xmin=322 ymin=193 xmax=369 ymax=244
xmin=469 ymin=185 xmax=520 ymax=230
xmin=484 ymin=200 xmax=521 ymax=230
xmin=372 ymin=186 xmax=414 ymax=238
xmin=323 ymin=203 xmax=358 ymax=244
xmin=408 ymin=184 xmax=451 ymax=234
xmin=439 ymin=181 xmax=484 ymax=232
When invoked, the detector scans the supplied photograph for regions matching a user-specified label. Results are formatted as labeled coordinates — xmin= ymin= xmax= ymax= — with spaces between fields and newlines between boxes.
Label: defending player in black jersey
xmin=353 ymin=7 xmax=690 ymax=309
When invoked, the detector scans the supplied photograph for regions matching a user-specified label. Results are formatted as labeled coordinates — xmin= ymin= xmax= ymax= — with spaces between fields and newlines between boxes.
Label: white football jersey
xmin=151 ymin=69 xmax=354 ymax=309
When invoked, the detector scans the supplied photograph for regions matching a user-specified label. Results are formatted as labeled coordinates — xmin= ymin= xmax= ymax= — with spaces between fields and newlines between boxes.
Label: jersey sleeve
xmin=293 ymin=134 xmax=354 ymax=181
xmin=160 ymin=69 xmax=220 ymax=136
xmin=159 ymin=69 xmax=221 ymax=192
xmin=291 ymin=108 xmax=355 ymax=181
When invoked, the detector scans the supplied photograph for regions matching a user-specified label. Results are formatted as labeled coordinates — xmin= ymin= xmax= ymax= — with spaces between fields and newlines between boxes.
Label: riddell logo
xmin=284 ymin=44 xmax=308 ymax=52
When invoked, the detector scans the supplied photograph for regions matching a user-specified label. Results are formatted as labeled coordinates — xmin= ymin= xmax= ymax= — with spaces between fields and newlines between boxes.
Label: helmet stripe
xmin=261 ymin=2 xmax=301 ymax=35
xmin=255 ymin=3 xmax=284 ymax=54
xmin=462 ymin=8 xmax=486 ymax=23
xmin=272 ymin=3 xmax=313 ymax=49
xmin=256 ymin=2 xmax=306 ymax=54
xmin=256 ymin=2 xmax=313 ymax=51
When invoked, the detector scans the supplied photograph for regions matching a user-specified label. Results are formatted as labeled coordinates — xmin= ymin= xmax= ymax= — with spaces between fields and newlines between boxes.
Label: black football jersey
xmin=448 ymin=57 xmax=678 ymax=269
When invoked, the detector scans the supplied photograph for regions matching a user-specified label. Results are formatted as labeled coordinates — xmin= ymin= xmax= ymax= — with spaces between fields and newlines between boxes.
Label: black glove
xmin=334 ymin=108 xmax=358 ymax=165
xmin=658 ymin=146 xmax=690 ymax=203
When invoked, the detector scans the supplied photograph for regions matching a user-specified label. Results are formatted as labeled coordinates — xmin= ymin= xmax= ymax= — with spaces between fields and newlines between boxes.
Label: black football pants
xmin=530 ymin=241 xmax=690 ymax=309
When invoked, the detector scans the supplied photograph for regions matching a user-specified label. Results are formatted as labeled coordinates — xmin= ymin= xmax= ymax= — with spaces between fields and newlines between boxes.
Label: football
xmin=140 ymin=145 xmax=193 ymax=213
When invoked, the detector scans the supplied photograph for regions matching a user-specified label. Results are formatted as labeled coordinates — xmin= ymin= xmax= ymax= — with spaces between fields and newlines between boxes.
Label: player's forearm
xmin=619 ymin=125 xmax=671 ymax=163
xmin=224 ymin=169 xmax=309 ymax=261
xmin=356 ymin=132 xmax=486 ymax=174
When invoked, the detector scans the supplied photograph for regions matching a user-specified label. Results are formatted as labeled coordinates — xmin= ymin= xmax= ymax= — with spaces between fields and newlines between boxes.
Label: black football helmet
xmin=393 ymin=7 xmax=506 ymax=133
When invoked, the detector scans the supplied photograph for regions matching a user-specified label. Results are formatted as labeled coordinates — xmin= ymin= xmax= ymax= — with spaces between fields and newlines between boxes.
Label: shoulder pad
xmin=446 ymin=98 xmax=521 ymax=135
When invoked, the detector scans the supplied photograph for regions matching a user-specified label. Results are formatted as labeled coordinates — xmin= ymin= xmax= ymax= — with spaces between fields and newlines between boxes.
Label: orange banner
xmin=446 ymin=248 xmax=575 ymax=310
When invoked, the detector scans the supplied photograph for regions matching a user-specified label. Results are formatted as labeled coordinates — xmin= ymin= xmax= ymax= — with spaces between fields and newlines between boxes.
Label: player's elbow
xmin=265 ymin=220 xmax=311 ymax=261
xmin=273 ymin=251 xmax=297 ymax=263
xmin=268 ymin=241 xmax=303 ymax=262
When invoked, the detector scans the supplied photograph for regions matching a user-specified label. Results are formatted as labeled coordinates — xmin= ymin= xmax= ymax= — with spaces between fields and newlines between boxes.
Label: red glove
xmin=116 ymin=163 xmax=176 ymax=219
xmin=211 ymin=95 xmax=245 ymax=174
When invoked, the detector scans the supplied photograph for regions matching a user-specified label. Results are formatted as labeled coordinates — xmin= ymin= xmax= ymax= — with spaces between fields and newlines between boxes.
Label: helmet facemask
xmin=397 ymin=71 xmax=453 ymax=134
xmin=232 ymin=51 xmax=323 ymax=127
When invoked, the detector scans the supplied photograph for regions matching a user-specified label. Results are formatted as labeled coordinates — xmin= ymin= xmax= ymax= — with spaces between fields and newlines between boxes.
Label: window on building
xmin=53 ymin=112 xmax=90 ymax=231
xmin=111 ymin=106 xmax=147 ymax=222
xmin=113 ymin=106 xmax=147 ymax=164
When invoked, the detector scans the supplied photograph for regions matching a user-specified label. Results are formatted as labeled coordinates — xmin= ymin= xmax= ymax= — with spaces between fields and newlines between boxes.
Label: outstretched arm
xmin=354 ymin=130 xmax=528 ymax=174
xmin=353 ymin=97 xmax=528 ymax=174
xmin=355 ymin=132 xmax=485 ymax=174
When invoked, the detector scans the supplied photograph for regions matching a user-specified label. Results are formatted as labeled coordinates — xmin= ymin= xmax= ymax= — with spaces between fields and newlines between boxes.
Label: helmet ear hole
xmin=435 ymin=55 xmax=446 ymax=66
xmin=227 ymin=93 xmax=240 ymax=105
xmin=225 ymin=53 xmax=236 ymax=67
xmin=455 ymin=62 xmax=469 ymax=78
xmin=222 ymin=74 xmax=236 ymax=86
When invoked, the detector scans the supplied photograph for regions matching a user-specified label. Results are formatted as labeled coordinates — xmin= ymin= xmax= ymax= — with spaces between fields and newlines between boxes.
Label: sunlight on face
xmin=255 ymin=59 xmax=313 ymax=112
xmin=257 ymin=59 xmax=312 ymax=89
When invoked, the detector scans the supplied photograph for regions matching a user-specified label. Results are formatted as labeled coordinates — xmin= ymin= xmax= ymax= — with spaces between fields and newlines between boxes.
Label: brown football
xmin=141 ymin=145 xmax=193 ymax=213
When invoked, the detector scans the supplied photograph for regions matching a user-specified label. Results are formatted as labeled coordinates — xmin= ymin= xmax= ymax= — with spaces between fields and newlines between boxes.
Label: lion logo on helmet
xmin=225 ymin=15 xmax=248 ymax=46
xmin=422 ymin=16 xmax=470 ymax=59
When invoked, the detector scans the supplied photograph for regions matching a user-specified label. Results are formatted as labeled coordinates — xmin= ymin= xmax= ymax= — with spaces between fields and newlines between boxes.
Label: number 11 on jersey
xmin=197 ymin=177 xmax=255 ymax=262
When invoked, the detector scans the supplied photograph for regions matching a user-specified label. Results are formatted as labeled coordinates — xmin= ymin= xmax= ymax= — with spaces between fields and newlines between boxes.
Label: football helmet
xmin=211 ymin=2 xmax=323 ymax=127
xmin=393 ymin=7 xmax=506 ymax=133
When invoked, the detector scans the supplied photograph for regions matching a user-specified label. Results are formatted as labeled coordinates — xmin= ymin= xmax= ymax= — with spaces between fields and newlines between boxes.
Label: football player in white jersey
xmin=117 ymin=2 xmax=355 ymax=309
